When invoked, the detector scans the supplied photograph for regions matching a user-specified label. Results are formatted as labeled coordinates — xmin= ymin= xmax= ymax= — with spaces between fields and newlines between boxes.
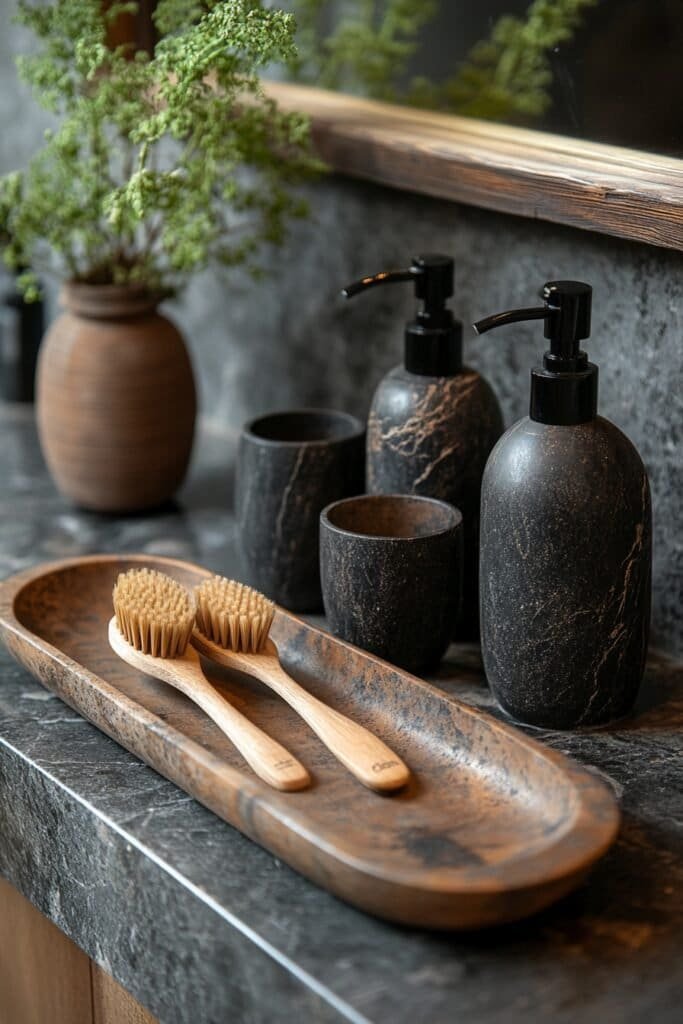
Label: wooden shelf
xmin=268 ymin=83 xmax=683 ymax=252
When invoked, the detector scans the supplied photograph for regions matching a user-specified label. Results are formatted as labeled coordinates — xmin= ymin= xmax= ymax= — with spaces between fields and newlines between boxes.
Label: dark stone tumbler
xmin=236 ymin=409 xmax=365 ymax=611
xmin=320 ymin=494 xmax=463 ymax=673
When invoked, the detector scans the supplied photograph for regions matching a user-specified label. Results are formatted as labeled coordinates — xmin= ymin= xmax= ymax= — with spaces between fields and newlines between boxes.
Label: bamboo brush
xmin=191 ymin=575 xmax=410 ymax=793
xmin=109 ymin=568 xmax=310 ymax=792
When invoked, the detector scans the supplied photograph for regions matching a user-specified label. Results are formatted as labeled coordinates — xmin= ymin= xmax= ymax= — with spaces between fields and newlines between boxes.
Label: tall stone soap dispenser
xmin=343 ymin=254 xmax=503 ymax=637
xmin=474 ymin=281 xmax=651 ymax=729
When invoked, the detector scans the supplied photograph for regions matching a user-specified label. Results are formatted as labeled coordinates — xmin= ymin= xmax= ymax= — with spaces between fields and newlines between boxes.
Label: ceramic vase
xmin=36 ymin=283 xmax=196 ymax=512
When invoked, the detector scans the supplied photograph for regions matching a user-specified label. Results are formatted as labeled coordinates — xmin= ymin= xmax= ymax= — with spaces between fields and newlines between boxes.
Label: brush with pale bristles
xmin=109 ymin=568 xmax=310 ymax=792
xmin=191 ymin=576 xmax=410 ymax=793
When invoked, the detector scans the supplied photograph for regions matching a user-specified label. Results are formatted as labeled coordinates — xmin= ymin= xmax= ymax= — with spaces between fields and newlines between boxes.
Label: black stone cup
xmin=236 ymin=409 xmax=365 ymax=611
xmin=320 ymin=494 xmax=463 ymax=673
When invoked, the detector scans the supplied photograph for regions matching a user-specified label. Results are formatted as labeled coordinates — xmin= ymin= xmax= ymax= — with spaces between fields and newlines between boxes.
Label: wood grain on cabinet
xmin=92 ymin=964 xmax=157 ymax=1024
xmin=0 ymin=877 xmax=157 ymax=1024
xmin=0 ymin=876 xmax=92 ymax=1024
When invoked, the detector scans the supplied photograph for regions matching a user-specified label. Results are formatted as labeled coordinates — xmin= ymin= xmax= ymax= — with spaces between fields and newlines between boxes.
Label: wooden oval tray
xmin=0 ymin=555 xmax=619 ymax=929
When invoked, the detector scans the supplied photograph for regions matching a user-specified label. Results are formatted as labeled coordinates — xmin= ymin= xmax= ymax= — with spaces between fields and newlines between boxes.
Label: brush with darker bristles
xmin=191 ymin=576 xmax=410 ymax=793
xmin=109 ymin=568 xmax=310 ymax=792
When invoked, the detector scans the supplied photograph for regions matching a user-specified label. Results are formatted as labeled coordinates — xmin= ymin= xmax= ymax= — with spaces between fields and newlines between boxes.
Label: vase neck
xmin=62 ymin=283 xmax=160 ymax=319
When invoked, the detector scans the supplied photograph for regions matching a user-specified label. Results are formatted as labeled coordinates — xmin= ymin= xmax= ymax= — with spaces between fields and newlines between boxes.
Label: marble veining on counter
xmin=0 ymin=404 xmax=682 ymax=1024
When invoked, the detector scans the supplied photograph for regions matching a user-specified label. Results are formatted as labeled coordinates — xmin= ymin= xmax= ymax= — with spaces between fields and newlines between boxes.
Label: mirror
xmin=282 ymin=0 xmax=683 ymax=158
xmin=120 ymin=0 xmax=682 ymax=248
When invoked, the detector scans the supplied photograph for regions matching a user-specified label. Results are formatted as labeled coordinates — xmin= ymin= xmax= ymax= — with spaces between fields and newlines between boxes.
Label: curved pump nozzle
xmin=473 ymin=281 xmax=592 ymax=373
xmin=341 ymin=267 xmax=419 ymax=299
xmin=473 ymin=306 xmax=547 ymax=335
xmin=342 ymin=254 xmax=462 ymax=376
xmin=343 ymin=254 xmax=454 ymax=309
xmin=473 ymin=280 xmax=597 ymax=425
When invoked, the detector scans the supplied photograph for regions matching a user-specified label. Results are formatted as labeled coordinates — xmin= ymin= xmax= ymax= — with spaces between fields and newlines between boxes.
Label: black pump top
xmin=473 ymin=280 xmax=598 ymax=425
xmin=342 ymin=254 xmax=463 ymax=376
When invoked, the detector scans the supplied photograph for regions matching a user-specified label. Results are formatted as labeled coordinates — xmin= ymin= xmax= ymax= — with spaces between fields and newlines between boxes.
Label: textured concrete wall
xmin=0 ymin=13 xmax=52 ymax=173
xmin=0 ymin=2 xmax=680 ymax=657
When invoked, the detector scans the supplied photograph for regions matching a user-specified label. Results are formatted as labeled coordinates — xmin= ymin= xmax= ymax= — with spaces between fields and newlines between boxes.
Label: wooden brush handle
xmin=171 ymin=669 xmax=310 ymax=793
xmin=193 ymin=635 xmax=410 ymax=793
xmin=272 ymin=670 xmax=409 ymax=791
xmin=108 ymin=620 xmax=309 ymax=792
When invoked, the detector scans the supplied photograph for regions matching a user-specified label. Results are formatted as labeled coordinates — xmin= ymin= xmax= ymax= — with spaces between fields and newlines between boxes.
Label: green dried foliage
xmin=286 ymin=0 xmax=437 ymax=100
xmin=408 ymin=0 xmax=599 ymax=120
xmin=288 ymin=0 xmax=597 ymax=121
xmin=0 ymin=0 xmax=320 ymax=297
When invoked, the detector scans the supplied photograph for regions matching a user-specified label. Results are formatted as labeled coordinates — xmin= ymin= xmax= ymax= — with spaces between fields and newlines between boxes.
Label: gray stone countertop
xmin=0 ymin=404 xmax=682 ymax=1024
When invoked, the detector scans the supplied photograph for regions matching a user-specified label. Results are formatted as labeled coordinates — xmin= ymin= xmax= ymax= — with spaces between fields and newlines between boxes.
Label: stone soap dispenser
xmin=474 ymin=281 xmax=651 ymax=729
xmin=343 ymin=254 xmax=503 ymax=638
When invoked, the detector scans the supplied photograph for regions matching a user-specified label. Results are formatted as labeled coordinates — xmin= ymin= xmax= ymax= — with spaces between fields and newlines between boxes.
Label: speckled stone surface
xmin=480 ymin=416 xmax=652 ymax=728
xmin=236 ymin=410 xmax=365 ymax=611
xmin=0 ymin=405 xmax=682 ymax=1023
xmin=366 ymin=365 xmax=503 ymax=639
xmin=320 ymin=494 xmax=463 ymax=671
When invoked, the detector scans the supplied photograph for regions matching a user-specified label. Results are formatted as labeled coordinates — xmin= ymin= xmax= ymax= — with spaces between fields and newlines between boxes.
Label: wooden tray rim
xmin=0 ymin=554 xmax=620 ymax=903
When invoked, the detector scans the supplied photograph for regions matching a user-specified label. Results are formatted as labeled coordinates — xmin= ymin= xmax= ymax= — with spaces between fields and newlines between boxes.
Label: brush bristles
xmin=195 ymin=576 xmax=275 ymax=653
xmin=113 ymin=568 xmax=195 ymax=658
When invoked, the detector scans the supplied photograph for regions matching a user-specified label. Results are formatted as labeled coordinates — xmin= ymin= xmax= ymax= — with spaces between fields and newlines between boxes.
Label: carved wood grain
xmin=267 ymin=83 xmax=683 ymax=251
xmin=0 ymin=555 xmax=620 ymax=930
